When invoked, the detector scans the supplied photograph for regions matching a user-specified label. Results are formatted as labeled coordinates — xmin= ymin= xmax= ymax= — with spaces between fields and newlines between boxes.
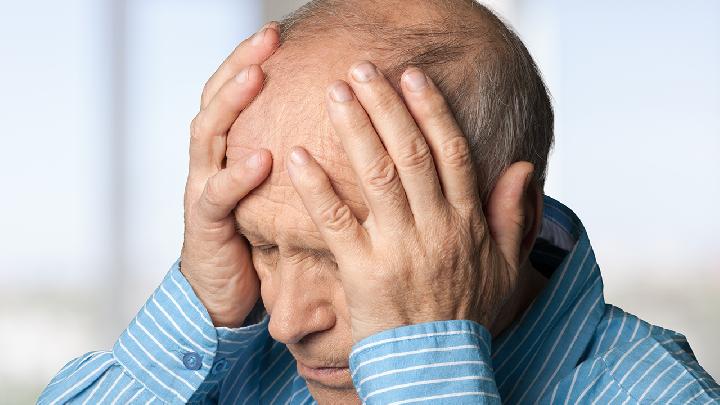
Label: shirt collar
xmin=491 ymin=195 xmax=607 ymax=398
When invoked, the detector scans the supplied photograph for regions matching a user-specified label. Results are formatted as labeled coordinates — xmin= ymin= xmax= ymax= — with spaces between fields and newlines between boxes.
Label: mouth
xmin=296 ymin=360 xmax=352 ymax=388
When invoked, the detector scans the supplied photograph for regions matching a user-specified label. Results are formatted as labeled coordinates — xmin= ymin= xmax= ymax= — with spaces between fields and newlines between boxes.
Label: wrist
xmin=197 ymin=283 xmax=258 ymax=328
xmin=181 ymin=266 xmax=259 ymax=328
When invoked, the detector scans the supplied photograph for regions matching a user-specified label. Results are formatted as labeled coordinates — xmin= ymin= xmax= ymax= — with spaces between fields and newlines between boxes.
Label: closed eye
xmin=254 ymin=244 xmax=278 ymax=252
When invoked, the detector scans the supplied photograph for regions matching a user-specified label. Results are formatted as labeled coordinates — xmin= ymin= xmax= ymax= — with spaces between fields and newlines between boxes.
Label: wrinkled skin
xmin=227 ymin=42 xmax=364 ymax=403
xmin=222 ymin=42 xmax=544 ymax=403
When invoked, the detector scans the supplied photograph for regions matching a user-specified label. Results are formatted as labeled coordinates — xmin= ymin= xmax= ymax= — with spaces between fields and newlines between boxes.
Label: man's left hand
xmin=287 ymin=61 xmax=535 ymax=342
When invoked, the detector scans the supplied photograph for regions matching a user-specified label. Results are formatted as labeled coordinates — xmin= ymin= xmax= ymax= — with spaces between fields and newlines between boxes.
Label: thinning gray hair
xmin=278 ymin=0 xmax=554 ymax=201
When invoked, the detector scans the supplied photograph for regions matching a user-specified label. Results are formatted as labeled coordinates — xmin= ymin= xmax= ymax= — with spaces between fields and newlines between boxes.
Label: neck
xmin=489 ymin=261 xmax=548 ymax=337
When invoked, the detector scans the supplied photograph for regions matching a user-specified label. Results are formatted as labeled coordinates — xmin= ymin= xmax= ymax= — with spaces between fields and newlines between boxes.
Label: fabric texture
xmin=38 ymin=197 xmax=720 ymax=404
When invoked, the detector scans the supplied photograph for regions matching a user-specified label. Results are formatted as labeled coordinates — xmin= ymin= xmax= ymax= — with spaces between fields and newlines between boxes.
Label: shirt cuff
xmin=112 ymin=259 xmax=267 ymax=404
xmin=349 ymin=320 xmax=500 ymax=405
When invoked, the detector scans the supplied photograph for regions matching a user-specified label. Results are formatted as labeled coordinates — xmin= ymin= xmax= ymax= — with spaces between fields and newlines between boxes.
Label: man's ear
xmin=521 ymin=179 xmax=543 ymax=266
xmin=485 ymin=161 xmax=542 ymax=270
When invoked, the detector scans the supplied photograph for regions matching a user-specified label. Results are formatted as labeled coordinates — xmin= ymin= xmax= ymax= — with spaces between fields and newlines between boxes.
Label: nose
xmin=267 ymin=263 xmax=336 ymax=345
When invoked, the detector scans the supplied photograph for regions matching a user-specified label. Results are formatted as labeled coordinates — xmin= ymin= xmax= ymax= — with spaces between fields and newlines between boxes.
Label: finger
xmin=196 ymin=149 xmax=272 ymax=222
xmin=286 ymin=146 xmax=369 ymax=259
xmin=200 ymin=22 xmax=280 ymax=109
xmin=190 ymin=65 xmax=265 ymax=178
xmin=486 ymin=162 xmax=534 ymax=271
xmin=325 ymin=80 xmax=414 ymax=232
xmin=346 ymin=61 xmax=445 ymax=217
xmin=400 ymin=67 xmax=480 ymax=210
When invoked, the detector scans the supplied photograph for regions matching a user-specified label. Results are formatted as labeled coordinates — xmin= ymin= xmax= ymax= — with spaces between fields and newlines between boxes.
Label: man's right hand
xmin=180 ymin=23 xmax=279 ymax=327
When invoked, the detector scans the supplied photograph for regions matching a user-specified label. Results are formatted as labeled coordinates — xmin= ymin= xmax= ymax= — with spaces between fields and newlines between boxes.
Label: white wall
xmin=0 ymin=1 xmax=263 ymax=402
xmin=513 ymin=1 xmax=720 ymax=378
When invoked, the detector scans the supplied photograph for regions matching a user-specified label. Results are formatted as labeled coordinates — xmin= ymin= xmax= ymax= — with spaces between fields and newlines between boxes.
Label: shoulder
xmin=586 ymin=304 xmax=691 ymax=360
xmin=578 ymin=305 xmax=719 ymax=401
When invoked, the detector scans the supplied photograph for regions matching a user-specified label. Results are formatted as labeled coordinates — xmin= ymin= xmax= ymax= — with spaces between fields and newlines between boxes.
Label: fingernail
xmin=235 ymin=66 xmax=251 ymax=84
xmin=351 ymin=61 xmax=379 ymax=82
xmin=290 ymin=147 xmax=310 ymax=166
xmin=251 ymin=28 xmax=269 ymax=46
xmin=403 ymin=68 xmax=428 ymax=92
xmin=329 ymin=81 xmax=354 ymax=103
xmin=246 ymin=151 xmax=262 ymax=169
xmin=262 ymin=21 xmax=278 ymax=31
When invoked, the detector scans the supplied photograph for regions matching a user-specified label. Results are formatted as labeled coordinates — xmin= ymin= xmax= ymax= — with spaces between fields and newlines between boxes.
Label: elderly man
xmin=40 ymin=0 xmax=718 ymax=404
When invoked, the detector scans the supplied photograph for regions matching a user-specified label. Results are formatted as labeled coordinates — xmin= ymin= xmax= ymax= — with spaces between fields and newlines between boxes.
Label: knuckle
xmin=200 ymin=76 xmax=218 ymax=106
xmin=203 ymin=178 xmax=224 ymax=208
xmin=397 ymin=136 xmax=433 ymax=172
xmin=200 ymin=85 xmax=211 ymax=107
xmin=184 ymin=178 xmax=203 ymax=203
xmin=319 ymin=199 xmax=355 ymax=234
xmin=363 ymin=154 xmax=399 ymax=193
xmin=441 ymin=136 xmax=473 ymax=168
xmin=189 ymin=115 xmax=207 ymax=142
xmin=454 ymin=191 xmax=481 ymax=214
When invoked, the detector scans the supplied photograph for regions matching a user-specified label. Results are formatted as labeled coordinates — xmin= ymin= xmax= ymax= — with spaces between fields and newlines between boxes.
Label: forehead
xmin=226 ymin=46 xmax=368 ymax=248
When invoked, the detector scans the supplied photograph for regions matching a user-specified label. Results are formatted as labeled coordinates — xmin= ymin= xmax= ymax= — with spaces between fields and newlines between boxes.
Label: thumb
xmin=486 ymin=161 xmax=535 ymax=271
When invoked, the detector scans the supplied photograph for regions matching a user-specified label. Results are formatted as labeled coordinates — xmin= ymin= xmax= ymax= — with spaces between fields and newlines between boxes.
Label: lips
xmin=295 ymin=358 xmax=349 ymax=369
xmin=296 ymin=360 xmax=352 ymax=388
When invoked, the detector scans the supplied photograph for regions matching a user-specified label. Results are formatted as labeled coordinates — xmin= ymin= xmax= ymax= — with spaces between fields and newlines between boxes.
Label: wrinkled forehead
xmin=226 ymin=46 xmax=368 ymax=248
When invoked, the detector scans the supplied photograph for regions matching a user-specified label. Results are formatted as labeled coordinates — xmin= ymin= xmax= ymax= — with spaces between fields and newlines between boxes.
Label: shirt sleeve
xmin=38 ymin=260 xmax=269 ymax=405
xmin=543 ymin=332 xmax=720 ymax=404
xmin=348 ymin=320 xmax=501 ymax=405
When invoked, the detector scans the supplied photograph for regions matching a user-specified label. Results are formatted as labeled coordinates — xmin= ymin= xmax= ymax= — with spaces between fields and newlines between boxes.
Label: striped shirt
xmin=39 ymin=196 xmax=720 ymax=404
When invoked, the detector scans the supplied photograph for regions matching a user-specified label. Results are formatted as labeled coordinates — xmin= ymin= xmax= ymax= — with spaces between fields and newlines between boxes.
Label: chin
xmin=305 ymin=382 xmax=361 ymax=405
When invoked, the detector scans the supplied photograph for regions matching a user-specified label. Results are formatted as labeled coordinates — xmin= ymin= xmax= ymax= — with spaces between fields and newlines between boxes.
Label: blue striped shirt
xmin=39 ymin=197 xmax=720 ymax=404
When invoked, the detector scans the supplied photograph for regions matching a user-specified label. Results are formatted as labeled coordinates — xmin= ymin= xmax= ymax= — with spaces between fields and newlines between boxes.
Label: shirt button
xmin=182 ymin=352 xmax=202 ymax=370
xmin=212 ymin=358 xmax=229 ymax=375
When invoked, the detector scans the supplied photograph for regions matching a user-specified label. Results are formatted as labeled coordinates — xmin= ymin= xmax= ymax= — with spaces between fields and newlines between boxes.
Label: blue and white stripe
xmin=38 ymin=196 xmax=720 ymax=404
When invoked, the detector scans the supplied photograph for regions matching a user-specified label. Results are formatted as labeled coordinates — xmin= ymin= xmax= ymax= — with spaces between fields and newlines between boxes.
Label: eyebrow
xmin=235 ymin=222 xmax=267 ymax=245
xmin=235 ymin=221 xmax=334 ymax=256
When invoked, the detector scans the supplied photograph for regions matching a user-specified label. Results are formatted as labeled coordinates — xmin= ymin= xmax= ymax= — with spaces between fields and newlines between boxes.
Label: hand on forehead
xmin=226 ymin=51 xmax=371 ymax=246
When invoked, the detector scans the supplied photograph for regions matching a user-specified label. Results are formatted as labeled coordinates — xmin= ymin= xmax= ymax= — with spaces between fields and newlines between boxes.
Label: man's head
xmin=226 ymin=0 xmax=552 ymax=402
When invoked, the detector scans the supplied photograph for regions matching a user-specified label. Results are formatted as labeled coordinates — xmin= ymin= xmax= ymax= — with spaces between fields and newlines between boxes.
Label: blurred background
xmin=1 ymin=0 xmax=718 ymax=402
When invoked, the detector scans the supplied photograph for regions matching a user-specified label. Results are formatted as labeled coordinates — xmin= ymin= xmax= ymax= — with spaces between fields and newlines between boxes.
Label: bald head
xmin=226 ymin=0 xmax=552 ymax=244
xmin=280 ymin=0 xmax=554 ymax=196
xmin=230 ymin=0 xmax=552 ymax=205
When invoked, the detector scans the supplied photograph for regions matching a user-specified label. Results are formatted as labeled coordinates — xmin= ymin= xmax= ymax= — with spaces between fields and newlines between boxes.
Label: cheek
xmin=333 ymin=283 xmax=352 ymax=324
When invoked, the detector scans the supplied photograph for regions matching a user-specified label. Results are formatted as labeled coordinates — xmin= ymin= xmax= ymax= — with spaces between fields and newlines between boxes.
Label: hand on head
xmin=285 ymin=60 xmax=537 ymax=341
xmin=179 ymin=21 xmax=540 ymax=339
xmin=180 ymin=22 xmax=279 ymax=328
xmin=178 ymin=13 xmax=544 ymax=403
